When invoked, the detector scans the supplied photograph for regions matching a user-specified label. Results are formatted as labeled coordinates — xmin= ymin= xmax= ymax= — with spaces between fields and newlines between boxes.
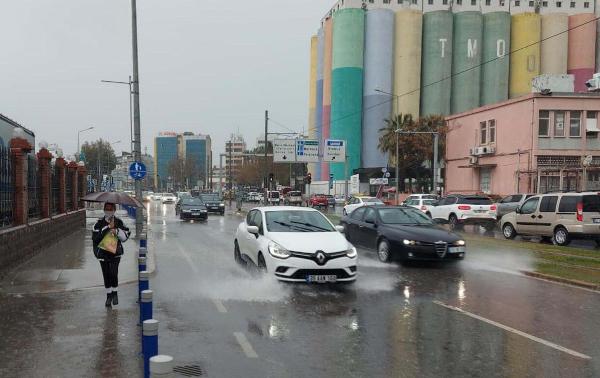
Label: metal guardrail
xmin=0 ymin=145 xmax=13 ymax=228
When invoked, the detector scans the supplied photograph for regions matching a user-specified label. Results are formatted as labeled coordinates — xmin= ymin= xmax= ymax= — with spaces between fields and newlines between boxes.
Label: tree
xmin=81 ymin=139 xmax=118 ymax=182
xmin=378 ymin=114 xmax=448 ymax=192
xmin=167 ymin=157 xmax=198 ymax=190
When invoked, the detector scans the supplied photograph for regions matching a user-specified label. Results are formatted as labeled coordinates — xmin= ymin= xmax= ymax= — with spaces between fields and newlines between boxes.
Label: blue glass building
xmin=154 ymin=135 xmax=178 ymax=190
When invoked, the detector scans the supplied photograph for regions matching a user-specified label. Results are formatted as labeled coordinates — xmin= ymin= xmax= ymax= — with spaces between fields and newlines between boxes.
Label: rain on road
xmin=147 ymin=202 xmax=600 ymax=378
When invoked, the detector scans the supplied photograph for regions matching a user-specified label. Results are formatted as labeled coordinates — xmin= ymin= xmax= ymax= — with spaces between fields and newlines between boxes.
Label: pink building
xmin=445 ymin=93 xmax=600 ymax=197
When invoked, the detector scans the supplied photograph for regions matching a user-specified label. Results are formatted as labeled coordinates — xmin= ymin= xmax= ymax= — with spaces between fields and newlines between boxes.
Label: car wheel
xmin=553 ymin=227 xmax=570 ymax=246
xmin=257 ymin=253 xmax=267 ymax=273
xmin=448 ymin=214 xmax=460 ymax=230
xmin=377 ymin=239 xmax=392 ymax=263
xmin=234 ymin=241 xmax=245 ymax=265
xmin=502 ymin=223 xmax=517 ymax=239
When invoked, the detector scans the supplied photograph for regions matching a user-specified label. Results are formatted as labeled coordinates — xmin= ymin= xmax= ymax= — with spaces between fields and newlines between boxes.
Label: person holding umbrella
xmin=92 ymin=202 xmax=131 ymax=307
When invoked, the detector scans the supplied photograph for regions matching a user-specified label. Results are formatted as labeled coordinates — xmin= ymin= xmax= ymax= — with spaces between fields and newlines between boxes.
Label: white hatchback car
xmin=234 ymin=207 xmax=358 ymax=283
xmin=343 ymin=196 xmax=384 ymax=215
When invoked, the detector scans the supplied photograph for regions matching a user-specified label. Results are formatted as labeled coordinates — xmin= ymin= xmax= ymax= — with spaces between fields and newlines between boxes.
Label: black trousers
xmin=99 ymin=259 xmax=120 ymax=289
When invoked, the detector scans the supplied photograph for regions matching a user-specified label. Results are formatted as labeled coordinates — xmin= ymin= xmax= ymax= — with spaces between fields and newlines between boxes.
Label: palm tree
xmin=378 ymin=113 xmax=416 ymax=191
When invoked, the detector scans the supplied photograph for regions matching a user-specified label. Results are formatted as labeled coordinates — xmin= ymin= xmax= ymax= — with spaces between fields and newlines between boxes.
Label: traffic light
xmin=269 ymin=173 xmax=274 ymax=182
xmin=306 ymin=172 xmax=312 ymax=184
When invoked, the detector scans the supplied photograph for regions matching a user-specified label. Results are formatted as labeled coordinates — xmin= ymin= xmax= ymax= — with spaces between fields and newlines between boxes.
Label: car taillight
xmin=577 ymin=202 xmax=583 ymax=222
xmin=458 ymin=205 xmax=471 ymax=210
xmin=490 ymin=205 xmax=497 ymax=211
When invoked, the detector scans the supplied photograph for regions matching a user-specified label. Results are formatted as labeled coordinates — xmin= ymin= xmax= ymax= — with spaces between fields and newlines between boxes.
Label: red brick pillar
xmin=10 ymin=137 xmax=33 ymax=226
xmin=77 ymin=165 xmax=87 ymax=209
xmin=67 ymin=162 xmax=78 ymax=212
xmin=36 ymin=148 xmax=53 ymax=218
xmin=55 ymin=157 xmax=67 ymax=213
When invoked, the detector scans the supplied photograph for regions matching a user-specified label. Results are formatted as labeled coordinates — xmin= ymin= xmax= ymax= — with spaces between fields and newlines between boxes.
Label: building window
xmin=529 ymin=0 xmax=534 ymax=5
xmin=412 ymin=0 xmax=417 ymax=4
xmin=539 ymin=110 xmax=550 ymax=136
xmin=480 ymin=168 xmax=492 ymax=193
xmin=383 ymin=0 xmax=390 ymax=4
xmin=398 ymin=0 xmax=403 ymax=3
xmin=569 ymin=111 xmax=581 ymax=137
xmin=570 ymin=1 xmax=575 ymax=7
xmin=489 ymin=120 xmax=496 ymax=143
xmin=514 ymin=0 xmax=520 ymax=5
xmin=443 ymin=0 xmax=448 ymax=3
xmin=584 ymin=1 xmax=589 ymax=7
xmin=486 ymin=0 xmax=491 ymax=4
xmin=556 ymin=1 xmax=561 ymax=7
xmin=542 ymin=1 xmax=548 ymax=6
xmin=428 ymin=0 xmax=433 ymax=3
xmin=457 ymin=0 xmax=462 ymax=4
xmin=471 ymin=0 xmax=476 ymax=4
xmin=554 ymin=111 xmax=565 ymax=137
xmin=480 ymin=122 xmax=487 ymax=145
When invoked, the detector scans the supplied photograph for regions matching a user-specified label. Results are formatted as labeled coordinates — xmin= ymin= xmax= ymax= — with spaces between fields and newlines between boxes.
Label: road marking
xmin=212 ymin=299 xmax=227 ymax=313
xmin=234 ymin=332 xmax=258 ymax=358
xmin=174 ymin=241 xmax=200 ymax=274
xmin=433 ymin=300 xmax=591 ymax=360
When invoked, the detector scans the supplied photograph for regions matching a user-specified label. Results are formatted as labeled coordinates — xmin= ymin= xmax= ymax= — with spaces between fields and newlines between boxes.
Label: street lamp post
xmin=77 ymin=126 xmax=94 ymax=161
xmin=131 ymin=0 xmax=144 ymax=235
xmin=101 ymin=78 xmax=134 ymax=153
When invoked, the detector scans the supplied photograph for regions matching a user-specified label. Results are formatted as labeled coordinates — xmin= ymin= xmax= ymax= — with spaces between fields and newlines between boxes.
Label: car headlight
xmin=268 ymin=241 xmax=291 ymax=259
xmin=220 ymin=203 xmax=225 ymax=207
xmin=346 ymin=245 xmax=357 ymax=258
xmin=403 ymin=239 xmax=416 ymax=246
xmin=455 ymin=240 xmax=466 ymax=246
xmin=182 ymin=209 xmax=191 ymax=213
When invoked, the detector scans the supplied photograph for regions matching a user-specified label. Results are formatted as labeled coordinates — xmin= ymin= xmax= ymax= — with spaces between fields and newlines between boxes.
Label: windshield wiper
xmin=272 ymin=221 xmax=311 ymax=232
xmin=290 ymin=221 xmax=331 ymax=232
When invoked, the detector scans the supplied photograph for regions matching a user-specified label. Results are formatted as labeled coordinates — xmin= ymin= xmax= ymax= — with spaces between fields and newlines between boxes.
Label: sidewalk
xmin=0 ymin=212 xmax=150 ymax=377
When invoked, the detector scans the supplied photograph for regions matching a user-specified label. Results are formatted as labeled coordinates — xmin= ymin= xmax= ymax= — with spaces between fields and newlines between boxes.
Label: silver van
xmin=500 ymin=192 xmax=600 ymax=246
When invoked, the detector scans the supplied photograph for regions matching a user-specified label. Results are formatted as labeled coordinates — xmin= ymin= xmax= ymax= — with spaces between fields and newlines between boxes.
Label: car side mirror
xmin=515 ymin=206 xmax=521 ymax=214
xmin=335 ymin=225 xmax=345 ymax=233
xmin=247 ymin=225 xmax=259 ymax=234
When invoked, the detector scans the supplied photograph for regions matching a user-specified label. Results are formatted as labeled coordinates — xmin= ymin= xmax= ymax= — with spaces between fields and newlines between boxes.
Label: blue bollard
xmin=140 ymin=237 xmax=147 ymax=249
xmin=139 ymin=271 xmax=149 ymax=304
xmin=138 ymin=256 xmax=147 ymax=273
xmin=139 ymin=246 xmax=147 ymax=258
xmin=140 ymin=290 xmax=153 ymax=325
xmin=142 ymin=319 xmax=159 ymax=378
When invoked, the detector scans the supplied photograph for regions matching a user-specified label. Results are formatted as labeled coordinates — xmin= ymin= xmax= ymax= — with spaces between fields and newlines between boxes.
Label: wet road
xmin=148 ymin=202 xmax=600 ymax=378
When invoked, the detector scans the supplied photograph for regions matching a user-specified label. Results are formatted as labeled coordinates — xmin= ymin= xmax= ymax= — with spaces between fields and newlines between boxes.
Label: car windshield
xmin=422 ymin=199 xmax=436 ymax=205
xmin=363 ymin=198 xmax=383 ymax=203
xmin=460 ymin=197 xmax=493 ymax=205
xmin=422 ymin=195 xmax=438 ymax=200
xmin=201 ymin=194 xmax=220 ymax=201
xmin=265 ymin=210 xmax=335 ymax=232
xmin=378 ymin=207 xmax=434 ymax=225
xmin=182 ymin=198 xmax=205 ymax=207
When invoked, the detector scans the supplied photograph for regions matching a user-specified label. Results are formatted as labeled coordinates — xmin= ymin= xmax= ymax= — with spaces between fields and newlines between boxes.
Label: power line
xmin=303 ymin=14 xmax=600 ymax=135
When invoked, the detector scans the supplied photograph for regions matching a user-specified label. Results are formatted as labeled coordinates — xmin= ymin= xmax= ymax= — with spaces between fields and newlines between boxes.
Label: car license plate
xmin=448 ymin=246 xmax=466 ymax=253
xmin=594 ymin=218 xmax=600 ymax=224
xmin=474 ymin=210 xmax=486 ymax=213
xmin=306 ymin=275 xmax=337 ymax=283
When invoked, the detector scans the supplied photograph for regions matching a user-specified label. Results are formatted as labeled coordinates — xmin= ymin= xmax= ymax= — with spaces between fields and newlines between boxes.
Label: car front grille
xmin=286 ymin=269 xmax=353 ymax=279
xmin=290 ymin=250 xmax=348 ymax=265
xmin=434 ymin=242 xmax=448 ymax=258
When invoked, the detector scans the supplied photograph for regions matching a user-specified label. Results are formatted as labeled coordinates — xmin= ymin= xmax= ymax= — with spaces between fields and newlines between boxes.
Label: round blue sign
xmin=129 ymin=161 xmax=147 ymax=180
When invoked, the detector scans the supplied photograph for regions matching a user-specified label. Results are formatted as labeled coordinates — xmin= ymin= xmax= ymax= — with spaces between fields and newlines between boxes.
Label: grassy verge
xmin=463 ymin=233 xmax=600 ymax=288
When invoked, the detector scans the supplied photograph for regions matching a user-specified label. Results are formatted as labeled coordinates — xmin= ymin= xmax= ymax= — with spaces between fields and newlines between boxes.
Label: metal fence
xmin=27 ymin=155 xmax=41 ymax=220
xmin=0 ymin=145 xmax=13 ymax=228
xmin=51 ymin=164 xmax=59 ymax=215
xmin=65 ymin=169 xmax=73 ymax=212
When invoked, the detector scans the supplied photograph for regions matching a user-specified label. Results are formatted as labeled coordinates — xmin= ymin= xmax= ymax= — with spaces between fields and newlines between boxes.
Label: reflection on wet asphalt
xmin=148 ymin=203 xmax=600 ymax=377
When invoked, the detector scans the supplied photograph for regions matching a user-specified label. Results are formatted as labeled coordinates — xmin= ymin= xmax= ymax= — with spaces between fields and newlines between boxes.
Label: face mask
xmin=104 ymin=211 xmax=115 ymax=219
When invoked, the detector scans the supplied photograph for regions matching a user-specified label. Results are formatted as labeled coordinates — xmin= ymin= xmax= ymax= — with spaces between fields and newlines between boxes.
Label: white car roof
xmin=253 ymin=206 xmax=319 ymax=212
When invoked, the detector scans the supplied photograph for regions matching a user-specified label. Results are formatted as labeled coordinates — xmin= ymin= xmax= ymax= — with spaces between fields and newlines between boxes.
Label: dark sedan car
xmin=340 ymin=206 xmax=466 ymax=262
xmin=179 ymin=198 xmax=208 ymax=221
xmin=200 ymin=193 xmax=225 ymax=215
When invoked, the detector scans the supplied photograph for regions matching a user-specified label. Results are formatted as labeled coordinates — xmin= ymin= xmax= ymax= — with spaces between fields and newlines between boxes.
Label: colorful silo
xmin=315 ymin=28 xmax=324 ymax=181
xmin=509 ymin=13 xmax=541 ymax=98
xmin=330 ymin=8 xmax=365 ymax=179
xmin=321 ymin=18 xmax=333 ymax=181
xmin=362 ymin=9 xmax=394 ymax=169
xmin=308 ymin=35 xmax=318 ymax=176
xmin=451 ymin=11 xmax=483 ymax=114
xmin=421 ymin=10 xmax=453 ymax=116
xmin=540 ymin=13 xmax=568 ymax=75
xmin=567 ymin=13 xmax=597 ymax=92
xmin=481 ymin=11 xmax=510 ymax=106
xmin=394 ymin=9 xmax=423 ymax=118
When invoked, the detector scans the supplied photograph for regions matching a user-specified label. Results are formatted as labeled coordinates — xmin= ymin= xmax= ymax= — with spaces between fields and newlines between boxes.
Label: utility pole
xmin=433 ymin=133 xmax=439 ymax=195
xmin=264 ymin=110 xmax=269 ymax=202
xmin=344 ymin=155 xmax=349 ymax=198
xmin=131 ymin=0 xmax=143 ymax=235
xmin=229 ymin=136 xmax=233 ymax=207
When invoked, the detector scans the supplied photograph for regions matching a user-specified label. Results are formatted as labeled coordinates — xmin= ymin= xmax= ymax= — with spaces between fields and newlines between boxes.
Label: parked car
xmin=247 ymin=192 xmax=260 ymax=202
xmin=500 ymin=192 xmax=600 ymax=246
xmin=234 ymin=207 xmax=357 ymax=283
xmin=179 ymin=198 xmax=208 ymax=221
xmin=334 ymin=195 xmax=347 ymax=205
xmin=428 ymin=195 xmax=497 ymax=230
xmin=308 ymin=194 xmax=329 ymax=208
xmin=151 ymin=193 xmax=162 ymax=201
xmin=343 ymin=196 xmax=385 ymax=215
xmin=340 ymin=206 xmax=466 ymax=262
xmin=200 ymin=193 xmax=225 ymax=215
xmin=267 ymin=191 xmax=281 ymax=206
xmin=404 ymin=197 xmax=437 ymax=214
xmin=161 ymin=193 xmax=177 ymax=204
xmin=495 ymin=193 xmax=535 ymax=219
xmin=284 ymin=191 xmax=303 ymax=206
xmin=324 ymin=194 xmax=336 ymax=208
xmin=403 ymin=193 xmax=438 ymax=204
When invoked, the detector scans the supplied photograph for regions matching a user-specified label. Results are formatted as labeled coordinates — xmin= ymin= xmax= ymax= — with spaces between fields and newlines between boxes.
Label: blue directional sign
xmin=129 ymin=161 xmax=147 ymax=180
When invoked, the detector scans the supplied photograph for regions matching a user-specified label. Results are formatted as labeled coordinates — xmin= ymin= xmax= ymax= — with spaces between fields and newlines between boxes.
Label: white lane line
xmin=433 ymin=301 xmax=591 ymax=360
xmin=212 ymin=299 xmax=228 ymax=313
xmin=174 ymin=241 xmax=199 ymax=274
xmin=233 ymin=332 xmax=258 ymax=358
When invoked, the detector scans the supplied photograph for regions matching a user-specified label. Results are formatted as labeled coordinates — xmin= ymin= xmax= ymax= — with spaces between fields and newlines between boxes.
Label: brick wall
xmin=0 ymin=209 xmax=85 ymax=279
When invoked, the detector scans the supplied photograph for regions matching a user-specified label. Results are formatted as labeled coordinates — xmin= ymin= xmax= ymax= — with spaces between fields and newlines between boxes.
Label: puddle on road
xmin=461 ymin=244 xmax=536 ymax=275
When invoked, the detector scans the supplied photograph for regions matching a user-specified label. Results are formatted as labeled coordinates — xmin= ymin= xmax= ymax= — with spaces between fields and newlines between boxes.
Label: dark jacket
xmin=92 ymin=216 xmax=131 ymax=260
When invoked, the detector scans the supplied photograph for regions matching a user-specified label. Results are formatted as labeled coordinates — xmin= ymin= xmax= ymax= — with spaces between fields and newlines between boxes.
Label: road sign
xmin=296 ymin=140 xmax=320 ymax=163
xmin=369 ymin=178 xmax=389 ymax=185
xmin=273 ymin=139 xmax=297 ymax=162
xmin=350 ymin=174 xmax=360 ymax=194
xmin=381 ymin=167 xmax=387 ymax=173
xmin=323 ymin=139 xmax=346 ymax=162
xmin=384 ymin=172 xmax=391 ymax=178
xmin=129 ymin=161 xmax=147 ymax=180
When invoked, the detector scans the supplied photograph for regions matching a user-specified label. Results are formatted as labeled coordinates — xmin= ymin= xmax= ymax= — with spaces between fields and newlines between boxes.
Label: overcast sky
xmin=0 ymin=0 xmax=326 ymax=160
